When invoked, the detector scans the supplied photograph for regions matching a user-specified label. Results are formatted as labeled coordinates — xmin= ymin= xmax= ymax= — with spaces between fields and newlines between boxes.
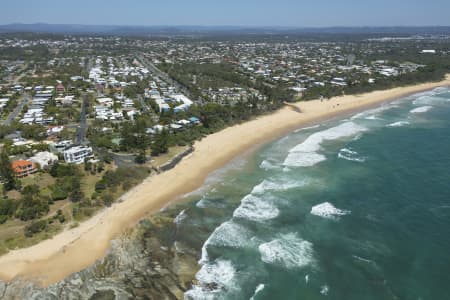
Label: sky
xmin=1 ymin=0 xmax=449 ymax=27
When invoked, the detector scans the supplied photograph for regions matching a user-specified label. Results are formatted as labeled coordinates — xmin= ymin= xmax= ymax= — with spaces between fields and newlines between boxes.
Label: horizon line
xmin=2 ymin=23 xmax=450 ymax=28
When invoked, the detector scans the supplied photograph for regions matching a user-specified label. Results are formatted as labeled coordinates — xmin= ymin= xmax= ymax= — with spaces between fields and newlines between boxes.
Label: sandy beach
xmin=0 ymin=77 xmax=449 ymax=287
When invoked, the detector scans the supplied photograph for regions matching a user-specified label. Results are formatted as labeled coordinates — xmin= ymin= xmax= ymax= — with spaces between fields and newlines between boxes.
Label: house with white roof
xmin=63 ymin=146 xmax=94 ymax=164
xmin=29 ymin=151 xmax=58 ymax=169
xmin=97 ymin=97 xmax=114 ymax=107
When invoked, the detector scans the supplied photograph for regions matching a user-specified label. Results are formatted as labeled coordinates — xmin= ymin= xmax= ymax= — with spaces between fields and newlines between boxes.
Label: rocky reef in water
xmin=0 ymin=206 xmax=200 ymax=300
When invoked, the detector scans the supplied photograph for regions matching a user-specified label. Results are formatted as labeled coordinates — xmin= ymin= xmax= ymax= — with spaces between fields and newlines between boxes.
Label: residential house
xmin=29 ymin=151 xmax=58 ymax=169
xmin=63 ymin=146 xmax=94 ymax=164
xmin=11 ymin=160 xmax=37 ymax=178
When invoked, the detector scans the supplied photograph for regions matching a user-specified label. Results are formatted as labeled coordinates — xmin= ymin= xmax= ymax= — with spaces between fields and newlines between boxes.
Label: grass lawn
xmin=0 ymin=148 xmax=180 ymax=255
xmin=150 ymin=145 xmax=189 ymax=168
xmin=20 ymin=172 xmax=56 ymax=197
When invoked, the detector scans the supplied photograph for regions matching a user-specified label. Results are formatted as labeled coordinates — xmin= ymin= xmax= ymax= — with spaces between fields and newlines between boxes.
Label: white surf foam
xmin=250 ymin=284 xmax=265 ymax=300
xmin=294 ymin=124 xmax=321 ymax=133
xmin=206 ymin=221 xmax=252 ymax=248
xmin=196 ymin=195 xmax=226 ymax=209
xmin=310 ymin=202 xmax=350 ymax=219
xmin=196 ymin=197 xmax=209 ymax=208
xmin=251 ymin=179 xmax=305 ymax=195
xmin=410 ymin=106 xmax=433 ymax=113
xmin=320 ymin=285 xmax=329 ymax=296
xmin=185 ymin=155 xmax=248 ymax=198
xmin=259 ymin=159 xmax=280 ymax=170
xmin=233 ymin=194 xmax=279 ymax=222
xmin=174 ymin=209 xmax=187 ymax=225
xmin=184 ymin=259 xmax=237 ymax=300
xmin=432 ymin=87 xmax=449 ymax=94
xmin=258 ymin=233 xmax=314 ymax=269
xmin=338 ymin=148 xmax=365 ymax=163
xmin=283 ymin=122 xmax=367 ymax=167
xmin=386 ymin=121 xmax=410 ymax=127
xmin=283 ymin=152 xmax=327 ymax=167
xmin=351 ymin=105 xmax=396 ymax=120
xmin=364 ymin=115 xmax=383 ymax=120
xmin=413 ymin=95 xmax=448 ymax=105
xmin=199 ymin=221 xmax=252 ymax=264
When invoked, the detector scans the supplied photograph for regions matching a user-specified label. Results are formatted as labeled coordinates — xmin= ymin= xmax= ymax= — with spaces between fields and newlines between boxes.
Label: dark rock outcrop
xmin=0 ymin=212 xmax=199 ymax=300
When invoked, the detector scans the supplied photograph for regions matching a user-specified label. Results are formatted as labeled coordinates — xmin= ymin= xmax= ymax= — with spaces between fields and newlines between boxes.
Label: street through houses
xmin=136 ymin=54 xmax=204 ymax=103
xmin=75 ymin=94 xmax=87 ymax=145
xmin=3 ymin=94 xmax=29 ymax=126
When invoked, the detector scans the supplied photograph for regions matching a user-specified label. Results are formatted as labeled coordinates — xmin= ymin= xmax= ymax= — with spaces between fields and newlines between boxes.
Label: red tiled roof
xmin=11 ymin=160 xmax=34 ymax=172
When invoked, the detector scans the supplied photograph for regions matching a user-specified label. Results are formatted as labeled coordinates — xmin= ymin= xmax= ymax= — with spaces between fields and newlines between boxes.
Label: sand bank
xmin=0 ymin=77 xmax=449 ymax=286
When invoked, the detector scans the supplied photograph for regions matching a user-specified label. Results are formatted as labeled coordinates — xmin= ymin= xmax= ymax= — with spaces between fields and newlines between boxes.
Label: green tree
xmin=151 ymin=130 xmax=169 ymax=156
xmin=24 ymin=219 xmax=48 ymax=237
xmin=135 ymin=150 xmax=147 ymax=164
xmin=0 ymin=149 xmax=16 ymax=191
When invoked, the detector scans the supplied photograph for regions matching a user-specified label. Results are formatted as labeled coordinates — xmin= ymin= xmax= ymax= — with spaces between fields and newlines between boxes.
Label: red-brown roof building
xmin=11 ymin=160 xmax=37 ymax=178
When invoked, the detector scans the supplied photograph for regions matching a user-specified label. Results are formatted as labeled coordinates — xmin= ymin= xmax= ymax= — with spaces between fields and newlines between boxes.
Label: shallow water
xmin=178 ymin=87 xmax=450 ymax=300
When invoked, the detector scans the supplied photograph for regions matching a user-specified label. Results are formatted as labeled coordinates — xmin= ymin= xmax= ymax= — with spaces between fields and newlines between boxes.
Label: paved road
xmin=3 ymin=94 xmax=29 ymax=126
xmin=136 ymin=55 xmax=204 ymax=103
xmin=137 ymin=95 xmax=150 ymax=113
xmin=75 ymin=94 xmax=88 ymax=145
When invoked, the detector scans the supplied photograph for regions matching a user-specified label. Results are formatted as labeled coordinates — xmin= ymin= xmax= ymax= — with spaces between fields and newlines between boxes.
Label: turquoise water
xmin=177 ymin=87 xmax=450 ymax=300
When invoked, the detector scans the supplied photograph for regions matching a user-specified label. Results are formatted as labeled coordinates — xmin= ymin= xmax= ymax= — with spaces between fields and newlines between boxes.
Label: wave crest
xmin=338 ymin=148 xmax=365 ymax=163
xmin=386 ymin=121 xmax=410 ymax=127
xmin=258 ymin=233 xmax=315 ymax=269
xmin=283 ymin=122 xmax=367 ymax=167
xmin=233 ymin=194 xmax=280 ymax=222
xmin=410 ymin=106 xmax=433 ymax=113
xmin=184 ymin=259 xmax=237 ymax=300
xmin=311 ymin=202 xmax=350 ymax=219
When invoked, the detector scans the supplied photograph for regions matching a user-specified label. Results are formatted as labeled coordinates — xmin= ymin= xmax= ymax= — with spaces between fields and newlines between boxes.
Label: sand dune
xmin=0 ymin=77 xmax=449 ymax=286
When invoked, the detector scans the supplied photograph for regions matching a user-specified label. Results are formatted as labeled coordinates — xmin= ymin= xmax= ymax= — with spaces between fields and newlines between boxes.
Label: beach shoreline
xmin=0 ymin=77 xmax=449 ymax=287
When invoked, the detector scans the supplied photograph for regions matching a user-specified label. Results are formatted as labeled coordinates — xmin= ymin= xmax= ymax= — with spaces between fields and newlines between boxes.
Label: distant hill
xmin=0 ymin=23 xmax=449 ymax=36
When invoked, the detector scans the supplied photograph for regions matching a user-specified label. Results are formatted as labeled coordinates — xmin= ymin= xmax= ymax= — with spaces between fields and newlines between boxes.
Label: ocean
xmin=174 ymin=87 xmax=450 ymax=300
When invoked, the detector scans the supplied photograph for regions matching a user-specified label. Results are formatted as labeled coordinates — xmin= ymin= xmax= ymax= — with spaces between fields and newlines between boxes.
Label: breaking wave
xmin=174 ymin=209 xmax=187 ymax=225
xmin=294 ymin=124 xmax=321 ymax=133
xmin=283 ymin=122 xmax=367 ymax=167
xmin=200 ymin=221 xmax=253 ymax=264
xmin=410 ymin=106 xmax=433 ymax=113
xmin=258 ymin=233 xmax=315 ymax=269
xmin=338 ymin=148 xmax=366 ymax=163
xmin=351 ymin=105 xmax=397 ymax=120
xmin=260 ymin=159 xmax=280 ymax=170
xmin=251 ymin=178 xmax=305 ymax=195
xmin=412 ymin=95 xmax=449 ymax=105
xmin=387 ymin=121 xmax=410 ymax=127
xmin=320 ymin=285 xmax=330 ymax=295
xmin=249 ymin=284 xmax=265 ymax=300
xmin=233 ymin=194 xmax=280 ymax=222
xmin=310 ymin=202 xmax=350 ymax=219
xmin=184 ymin=259 xmax=237 ymax=300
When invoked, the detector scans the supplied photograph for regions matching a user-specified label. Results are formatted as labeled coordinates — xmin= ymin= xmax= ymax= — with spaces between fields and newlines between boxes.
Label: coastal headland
xmin=0 ymin=77 xmax=449 ymax=287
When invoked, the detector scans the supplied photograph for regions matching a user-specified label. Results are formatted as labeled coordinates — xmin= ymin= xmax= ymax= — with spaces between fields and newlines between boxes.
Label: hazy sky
xmin=1 ymin=0 xmax=449 ymax=27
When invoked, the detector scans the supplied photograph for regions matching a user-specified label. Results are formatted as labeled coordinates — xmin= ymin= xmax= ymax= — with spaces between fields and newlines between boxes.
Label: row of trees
xmin=301 ymin=64 xmax=449 ymax=101
xmin=93 ymin=166 xmax=149 ymax=206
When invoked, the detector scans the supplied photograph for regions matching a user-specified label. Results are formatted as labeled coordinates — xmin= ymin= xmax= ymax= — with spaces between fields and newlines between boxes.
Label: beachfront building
xmin=63 ymin=146 xmax=94 ymax=164
xmin=11 ymin=160 xmax=37 ymax=178
xmin=50 ymin=140 xmax=72 ymax=153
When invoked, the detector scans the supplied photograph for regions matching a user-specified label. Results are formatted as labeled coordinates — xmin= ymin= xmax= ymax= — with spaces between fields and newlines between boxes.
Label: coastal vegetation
xmin=0 ymin=30 xmax=449 ymax=259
